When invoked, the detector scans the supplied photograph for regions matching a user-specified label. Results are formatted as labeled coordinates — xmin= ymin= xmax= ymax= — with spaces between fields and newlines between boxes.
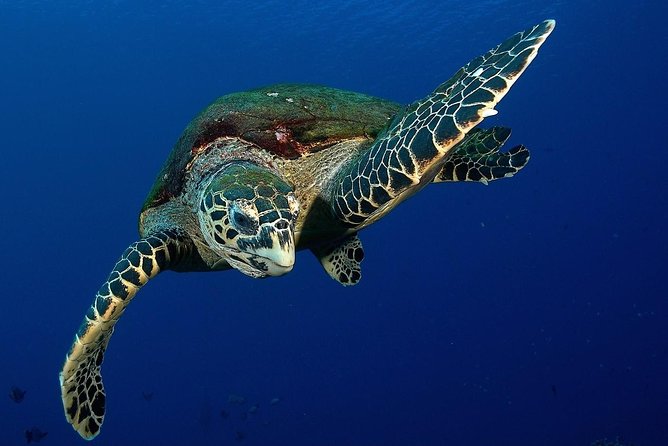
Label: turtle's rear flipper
xmin=59 ymin=230 xmax=191 ymax=439
xmin=311 ymin=233 xmax=364 ymax=286
xmin=434 ymin=127 xmax=530 ymax=184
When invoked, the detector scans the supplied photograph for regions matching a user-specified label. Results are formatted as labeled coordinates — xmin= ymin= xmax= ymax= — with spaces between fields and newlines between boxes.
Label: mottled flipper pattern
xmin=59 ymin=230 xmax=191 ymax=440
xmin=312 ymin=234 xmax=364 ymax=286
xmin=332 ymin=20 xmax=555 ymax=227
xmin=435 ymin=127 xmax=529 ymax=184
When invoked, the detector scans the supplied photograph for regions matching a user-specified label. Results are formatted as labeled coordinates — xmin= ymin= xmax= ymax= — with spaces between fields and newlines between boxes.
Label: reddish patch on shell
xmin=190 ymin=117 xmax=326 ymax=159
xmin=275 ymin=125 xmax=290 ymax=143
xmin=191 ymin=119 xmax=238 ymax=155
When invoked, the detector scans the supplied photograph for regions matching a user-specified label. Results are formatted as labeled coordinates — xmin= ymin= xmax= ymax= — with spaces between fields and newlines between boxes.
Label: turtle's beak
xmin=257 ymin=248 xmax=294 ymax=276
xmin=253 ymin=226 xmax=295 ymax=276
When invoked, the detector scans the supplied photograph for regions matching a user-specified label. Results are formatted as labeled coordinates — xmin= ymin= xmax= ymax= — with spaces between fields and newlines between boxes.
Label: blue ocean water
xmin=1 ymin=1 xmax=666 ymax=445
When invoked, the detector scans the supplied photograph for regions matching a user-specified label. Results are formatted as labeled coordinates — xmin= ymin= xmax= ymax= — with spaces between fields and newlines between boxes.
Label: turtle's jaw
xmin=229 ymin=227 xmax=295 ymax=278
xmin=253 ymin=242 xmax=295 ymax=276
xmin=255 ymin=251 xmax=294 ymax=276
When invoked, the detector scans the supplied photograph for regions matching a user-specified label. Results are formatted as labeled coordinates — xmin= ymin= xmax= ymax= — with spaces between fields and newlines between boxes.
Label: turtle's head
xmin=198 ymin=162 xmax=299 ymax=278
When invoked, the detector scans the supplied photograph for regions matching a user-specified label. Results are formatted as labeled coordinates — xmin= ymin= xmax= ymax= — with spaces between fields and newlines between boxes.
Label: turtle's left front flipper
xmin=59 ymin=230 xmax=192 ymax=440
xmin=434 ymin=127 xmax=530 ymax=184
xmin=331 ymin=20 xmax=554 ymax=228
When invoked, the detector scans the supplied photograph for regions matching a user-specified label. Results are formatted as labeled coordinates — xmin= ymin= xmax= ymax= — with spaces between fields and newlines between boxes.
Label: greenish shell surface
xmin=142 ymin=84 xmax=401 ymax=213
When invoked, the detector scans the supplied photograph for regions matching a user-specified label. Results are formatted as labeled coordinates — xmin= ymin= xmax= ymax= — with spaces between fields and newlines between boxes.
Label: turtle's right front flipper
xmin=59 ymin=230 xmax=192 ymax=440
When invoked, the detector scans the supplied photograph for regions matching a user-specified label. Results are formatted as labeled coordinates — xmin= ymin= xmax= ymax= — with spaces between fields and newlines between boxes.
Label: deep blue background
xmin=1 ymin=1 xmax=666 ymax=445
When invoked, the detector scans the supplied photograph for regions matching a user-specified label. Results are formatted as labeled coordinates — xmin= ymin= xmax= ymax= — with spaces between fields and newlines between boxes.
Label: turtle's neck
xmin=181 ymin=136 xmax=281 ymax=212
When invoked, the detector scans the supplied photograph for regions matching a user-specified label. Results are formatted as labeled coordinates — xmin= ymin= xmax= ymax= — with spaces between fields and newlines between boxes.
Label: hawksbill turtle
xmin=60 ymin=20 xmax=555 ymax=439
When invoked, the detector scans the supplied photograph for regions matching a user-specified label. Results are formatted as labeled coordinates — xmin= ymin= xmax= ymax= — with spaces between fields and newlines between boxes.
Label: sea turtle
xmin=60 ymin=20 xmax=554 ymax=439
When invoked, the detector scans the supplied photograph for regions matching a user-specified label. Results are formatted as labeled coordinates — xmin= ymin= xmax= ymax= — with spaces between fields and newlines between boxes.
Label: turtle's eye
xmin=230 ymin=200 xmax=259 ymax=235
xmin=234 ymin=212 xmax=251 ymax=228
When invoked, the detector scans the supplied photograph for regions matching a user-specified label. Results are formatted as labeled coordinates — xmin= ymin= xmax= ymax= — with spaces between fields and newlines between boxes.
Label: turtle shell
xmin=142 ymin=84 xmax=400 ymax=212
